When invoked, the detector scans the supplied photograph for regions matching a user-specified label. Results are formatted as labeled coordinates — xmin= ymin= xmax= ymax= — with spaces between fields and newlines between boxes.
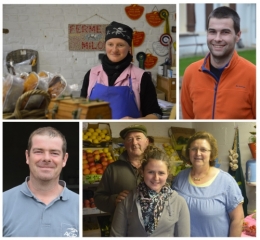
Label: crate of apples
xmin=83 ymin=147 xmax=115 ymax=182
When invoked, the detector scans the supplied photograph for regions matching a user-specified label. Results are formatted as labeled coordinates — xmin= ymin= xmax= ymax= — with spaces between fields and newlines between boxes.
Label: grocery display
xmin=82 ymin=147 xmax=115 ymax=183
xmin=83 ymin=123 xmax=114 ymax=237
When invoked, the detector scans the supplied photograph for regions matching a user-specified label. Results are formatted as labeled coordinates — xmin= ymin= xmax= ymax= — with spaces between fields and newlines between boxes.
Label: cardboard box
xmin=169 ymin=127 xmax=195 ymax=150
xmin=156 ymin=88 xmax=165 ymax=100
xmin=83 ymin=123 xmax=112 ymax=148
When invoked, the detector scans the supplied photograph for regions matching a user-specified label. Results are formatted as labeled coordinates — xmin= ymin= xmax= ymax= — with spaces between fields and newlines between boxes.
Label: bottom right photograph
xmin=82 ymin=121 xmax=256 ymax=237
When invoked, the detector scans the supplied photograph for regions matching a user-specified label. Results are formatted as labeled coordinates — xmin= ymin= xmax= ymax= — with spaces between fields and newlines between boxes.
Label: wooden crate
xmin=47 ymin=98 xmax=111 ymax=119
xmin=156 ymin=74 xmax=176 ymax=103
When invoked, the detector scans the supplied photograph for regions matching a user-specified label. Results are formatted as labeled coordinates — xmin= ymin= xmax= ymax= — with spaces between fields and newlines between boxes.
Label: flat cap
xmin=120 ymin=124 xmax=147 ymax=139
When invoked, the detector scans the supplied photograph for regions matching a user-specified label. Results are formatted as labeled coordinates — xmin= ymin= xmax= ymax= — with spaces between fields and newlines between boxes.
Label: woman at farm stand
xmin=80 ymin=21 xmax=162 ymax=119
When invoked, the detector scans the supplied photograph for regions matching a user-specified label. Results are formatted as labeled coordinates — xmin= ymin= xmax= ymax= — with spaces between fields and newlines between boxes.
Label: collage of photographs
xmin=2 ymin=2 xmax=257 ymax=238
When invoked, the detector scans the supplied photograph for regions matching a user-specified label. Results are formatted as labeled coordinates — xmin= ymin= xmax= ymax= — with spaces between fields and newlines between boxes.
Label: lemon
xmin=97 ymin=136 xmax=102 ymax=141
xmin=105 ymin=136 xmax=111 ymax=141
xmin=93 ymin=139 xmax=99 ymax=144
xmin=100 ymin=133 xmax=106 ymax=139
xmin=95 ymin=128 xmax=101 ymax=133
xmin=86 ymin=149 xmax=93 ymax=153
xmin=85 ymin=132 xmax=91 ymax=137
xmin=88 ymin=128 xmax=94 ymax=133
xmin=83 ymin=135 xmax=88 ymax=141
xmin=92 ymin=132 xmax=99 ymax=136
xmin=90 ymin=135 xmax=97 ymax=140
xmin=101 ymin=129 xmax=108 ymax=134
xmin=103 ymin=148 xmax=109 ymax=153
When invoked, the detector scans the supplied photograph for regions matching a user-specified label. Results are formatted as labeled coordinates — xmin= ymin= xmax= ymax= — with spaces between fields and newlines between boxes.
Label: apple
xmin=96 ymin=168 xmax=104 ymax=174
xmin=83 ymin=168 xmax=90 ymax=175
xmin=93 ymin=150 xmax=100 ymax=155
xmin=89 ymin=162 xmax=95 ymax=167
xmin=95 ymin=164 xmax=102 ymax=169
xmin=83 ymin=150 xmax=87 ymax=160
xmin=88 ymin=156 xmax=95 ymax=163
xmin=101 ymin=156 xmax=108 ymax=162
xmin=83 ymin=163 xmax=90 ymax=170
xmin=101 ymin=161 xmax=108 ymax=167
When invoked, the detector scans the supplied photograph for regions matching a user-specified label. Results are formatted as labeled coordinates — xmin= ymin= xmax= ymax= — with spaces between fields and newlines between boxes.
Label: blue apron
xmin=89 ymin=77 xmax=141 ymax=119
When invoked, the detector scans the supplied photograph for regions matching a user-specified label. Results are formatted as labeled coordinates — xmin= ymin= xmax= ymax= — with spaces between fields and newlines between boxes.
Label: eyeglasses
xmin=189 ymin=147 xmax=211 ymax=153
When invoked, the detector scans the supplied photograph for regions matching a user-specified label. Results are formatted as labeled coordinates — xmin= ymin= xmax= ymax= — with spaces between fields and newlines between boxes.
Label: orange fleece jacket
xmin=181 ymin=51 xmax=256 ymax=119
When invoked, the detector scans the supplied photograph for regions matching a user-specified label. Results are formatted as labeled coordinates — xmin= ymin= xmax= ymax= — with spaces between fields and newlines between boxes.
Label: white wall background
xmin=3 ymin=4 xmax=176 ymax=88
xmin=83 ymin=121 xmax=256 ymax=213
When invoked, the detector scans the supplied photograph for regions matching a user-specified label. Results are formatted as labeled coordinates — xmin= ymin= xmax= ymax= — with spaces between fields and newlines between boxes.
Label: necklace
xmin=191 ymin=168 xmax=210 ymax=181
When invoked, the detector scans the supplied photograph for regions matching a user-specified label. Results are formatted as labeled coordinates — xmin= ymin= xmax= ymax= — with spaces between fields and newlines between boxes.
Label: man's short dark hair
xmin=207 ymin=6 xmax=240 ymax=34
xmin=27 ymin=127 xmax=67 ymax=157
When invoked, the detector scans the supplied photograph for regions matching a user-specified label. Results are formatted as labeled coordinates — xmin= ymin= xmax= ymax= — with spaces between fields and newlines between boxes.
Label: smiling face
xmin=189 ymin=139 xmax=212 ymax=168
xmin=124 ymin=132 xmax=149 ymax=158
xmin=105 ymin=38 xmax=131 ymax=62
xmin=26 ymin=134 xmax=68 ymax=183
xmin=207 ymin=17 xmax=241 ymax=67
xmin=143 ymin=159 xmax=169 ymax=193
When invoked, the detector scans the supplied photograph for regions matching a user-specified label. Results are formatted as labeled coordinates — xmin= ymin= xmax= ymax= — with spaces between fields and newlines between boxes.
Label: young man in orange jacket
xmin=181 ymin=6 xmax=256 ymax=119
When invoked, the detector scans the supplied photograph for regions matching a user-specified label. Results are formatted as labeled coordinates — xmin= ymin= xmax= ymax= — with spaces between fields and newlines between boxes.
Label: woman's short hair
xmin=185 ymin=131 xmax=218 ymax=166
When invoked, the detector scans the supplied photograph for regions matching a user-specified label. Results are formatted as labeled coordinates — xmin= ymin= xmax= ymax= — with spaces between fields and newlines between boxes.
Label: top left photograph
xmin=3 ymin=4 xmax=177 ymax=120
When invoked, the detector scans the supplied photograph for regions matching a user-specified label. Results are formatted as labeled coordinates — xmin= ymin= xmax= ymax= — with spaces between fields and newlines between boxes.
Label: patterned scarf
xmin=137 ymin=181 xmax=173 ymax=234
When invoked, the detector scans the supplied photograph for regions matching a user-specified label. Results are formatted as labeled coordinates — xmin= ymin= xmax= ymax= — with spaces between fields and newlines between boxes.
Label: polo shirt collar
xmin=20 ymin=176 xmax=69 ymax=201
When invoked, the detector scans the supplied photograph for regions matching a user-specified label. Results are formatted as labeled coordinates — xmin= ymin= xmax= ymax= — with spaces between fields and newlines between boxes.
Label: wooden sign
xmin=146 ymin=11 xmax=164 ymax=27
xmin=125 ymin=4 xmax=144 ymax=20
xmin=133 ymin=31 xmax=145 ymax=47
xmin=68 ymin=24 xmax=108 ymax=51
xmin=144 ymin=53 xmax=158 ymax=69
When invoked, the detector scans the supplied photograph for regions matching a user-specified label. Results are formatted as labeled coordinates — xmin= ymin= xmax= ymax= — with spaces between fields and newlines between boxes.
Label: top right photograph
xmin=179 ymin=3 xmax=256 ymax=120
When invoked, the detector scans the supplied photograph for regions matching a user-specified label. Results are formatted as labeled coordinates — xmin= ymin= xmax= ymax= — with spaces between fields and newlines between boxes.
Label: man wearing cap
xmin=94 ymin=124 xmax=149 ymax=221
xmin=80 ymin=21 xmax=162 ymax=119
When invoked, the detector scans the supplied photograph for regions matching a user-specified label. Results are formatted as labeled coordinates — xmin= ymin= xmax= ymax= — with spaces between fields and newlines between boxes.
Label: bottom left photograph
xmin=2 ymin=121 xmax=80 ymax=237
